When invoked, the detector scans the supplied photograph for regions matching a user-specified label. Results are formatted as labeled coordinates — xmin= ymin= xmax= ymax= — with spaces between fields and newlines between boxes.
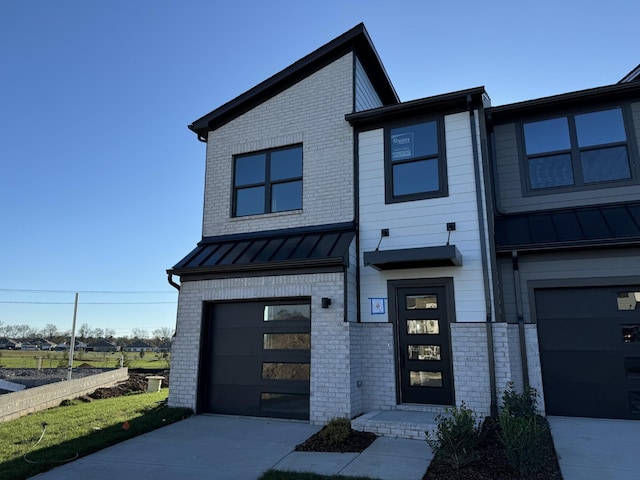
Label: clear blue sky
xmin=1 ymin=0 xmax=637 ymax=337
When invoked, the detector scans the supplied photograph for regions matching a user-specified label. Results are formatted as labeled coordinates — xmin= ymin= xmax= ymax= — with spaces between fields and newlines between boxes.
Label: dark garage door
xmin=536 ymin=287 xmax=640 ymax=419
xmin=199 ymin=299 xmax=311 ymax=420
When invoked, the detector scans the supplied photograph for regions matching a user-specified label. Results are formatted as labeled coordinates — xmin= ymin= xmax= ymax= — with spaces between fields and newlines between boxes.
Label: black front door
xmin=391 ymin=281 xmax=454 ymax=405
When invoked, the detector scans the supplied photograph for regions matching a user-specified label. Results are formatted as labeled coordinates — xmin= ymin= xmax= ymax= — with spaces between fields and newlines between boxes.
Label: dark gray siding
xmin=493 ymin=102 xmax=640 ymax=213
xmin=498 ymin=248 xmax=640 ymax=324
xmin=355 ymin=57 xmax=383 ymax=112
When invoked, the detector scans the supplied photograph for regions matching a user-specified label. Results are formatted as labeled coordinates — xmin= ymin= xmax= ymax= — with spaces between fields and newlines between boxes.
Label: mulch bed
xmin=295 ymin=427 xmax=377 ymax=453
xmin=423 ymin=417 xmax=562 ymax=480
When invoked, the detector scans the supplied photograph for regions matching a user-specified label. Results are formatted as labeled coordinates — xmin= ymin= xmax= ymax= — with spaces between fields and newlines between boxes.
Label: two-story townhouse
xmin=490 ymin=79 xmax=640 ymax=420
xmin=168 ymin=22 xmax=640 ymax=428
xmin=167 ymin=24 xmax=399 ymax=423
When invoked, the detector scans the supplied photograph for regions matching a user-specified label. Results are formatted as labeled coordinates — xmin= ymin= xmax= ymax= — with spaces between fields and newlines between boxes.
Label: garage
xmin=198 ymin=299 xmax=311 ymax=420
xmin=535 ymin=286 xmax=640 ymax=419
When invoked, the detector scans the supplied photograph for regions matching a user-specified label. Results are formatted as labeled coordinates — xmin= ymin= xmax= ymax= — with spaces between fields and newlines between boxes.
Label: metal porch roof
xmin=495 ymin=202 xmax=640 ymax=252
xmin=169 ymin=222 xmax=355 ymax=276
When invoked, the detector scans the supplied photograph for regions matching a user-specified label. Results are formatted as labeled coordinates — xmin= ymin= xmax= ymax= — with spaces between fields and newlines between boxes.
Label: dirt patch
xmin=295 ymin=427 xmax=377 ymax=453
xmin=88 ymin=372 xmax=170 ymax=400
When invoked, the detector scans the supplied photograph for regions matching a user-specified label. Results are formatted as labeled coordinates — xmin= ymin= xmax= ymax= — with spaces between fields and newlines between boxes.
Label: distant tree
xmin=43 ymin=323 xmax=59 ymax=339
xmin=131 ymin=328 xmax=149 ymax=340
xmin=104 ymin=327 xmax=116 ymax=338
xmin=92 ymin=327 xmax=104 ymax=339
xmin=78 ymin=323 xmax=91 ymax=340
xmin=152 ymin=327 xmax=174 ymax=345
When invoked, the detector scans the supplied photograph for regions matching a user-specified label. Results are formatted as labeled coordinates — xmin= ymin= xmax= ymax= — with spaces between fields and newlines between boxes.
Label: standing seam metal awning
xmin=494 ymin=201 xmax=640 ymax=252
xmin=169 ymin=222 xmax=355 ymax=275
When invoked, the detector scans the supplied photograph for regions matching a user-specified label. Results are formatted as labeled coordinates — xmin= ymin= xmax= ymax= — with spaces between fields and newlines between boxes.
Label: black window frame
xmin=519 ymin=104 xmax=638 ymax=195
xmin=232 ymin=144 xmax=303 ymax=217
xmin=384 ymin=117 xmax=448 ymax=204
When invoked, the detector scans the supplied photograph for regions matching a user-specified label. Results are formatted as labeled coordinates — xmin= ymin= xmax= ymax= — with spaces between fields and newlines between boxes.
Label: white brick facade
xmin=202 ymin=52 xmax=355 ymax=237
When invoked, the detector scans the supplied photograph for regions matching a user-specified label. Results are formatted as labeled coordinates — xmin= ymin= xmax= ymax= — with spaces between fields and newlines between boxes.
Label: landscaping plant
xmin=319 ymin=417 xmax=352 ymax=446
xmin=498 ymin=382 xmax=550 ymax=475
xmin=425 ymin=402 xmax=481 ymax=470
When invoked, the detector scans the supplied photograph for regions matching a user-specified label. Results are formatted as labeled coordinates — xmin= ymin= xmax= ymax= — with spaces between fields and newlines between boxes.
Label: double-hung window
xmin=233 ymin=145 xmax=303 ymax=217
xmin=385 ymin=119 xmax=447 ymax=203
xmin=523 ymin=107 xmax=633 ymax=191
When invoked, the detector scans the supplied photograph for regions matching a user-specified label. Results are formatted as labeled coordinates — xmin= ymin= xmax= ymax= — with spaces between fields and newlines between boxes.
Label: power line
xmin=0 ymin=288 xmax=176 ymax=294
xmin=0 ymin=301 xmax=176 ymax=305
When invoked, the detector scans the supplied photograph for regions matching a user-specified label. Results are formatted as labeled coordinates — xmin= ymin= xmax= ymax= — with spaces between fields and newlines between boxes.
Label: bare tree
xmin=104 ymin=327 xmax=116 ymax=338
xmin=43 ymin=323 xmax=59 ymax=339
xmin=131 ymin=328 xmax=149 ymax=340
xmin=78 ymin=323 xmax=91 ymax=340
xmin=92 ymin=327 xmax=104 ymax=339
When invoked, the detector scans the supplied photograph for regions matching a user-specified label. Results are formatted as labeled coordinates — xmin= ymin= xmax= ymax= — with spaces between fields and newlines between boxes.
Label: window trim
xmin=232 ymin=144 xmax=303 ymax=217
xmin=519 ymin=104 xmax=639 ymax=196
xmin=384 ymin=117 xmax=448 ymax=204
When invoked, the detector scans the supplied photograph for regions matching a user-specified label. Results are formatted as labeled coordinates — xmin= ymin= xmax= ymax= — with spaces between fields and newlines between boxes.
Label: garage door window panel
xmin=263 ymin=333 xmax=311 ymax=350
xmin=262 ymin=362 xmax=310 ymax=381
xmin=264 ymin=304 xmax=311 ymax=321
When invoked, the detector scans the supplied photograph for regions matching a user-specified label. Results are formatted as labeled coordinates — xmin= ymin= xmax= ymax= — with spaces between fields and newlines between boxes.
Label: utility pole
xmin=67 ymin=292 xmax=78 ymax=381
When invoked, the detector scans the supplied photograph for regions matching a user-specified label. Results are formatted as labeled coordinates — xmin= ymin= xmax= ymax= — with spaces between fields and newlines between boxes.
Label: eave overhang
xmin=189 ymin=23 xmax=399 ymax=139
xmin=169 ymin=222 xmax=355 ymax=277
xmin=346 ymin=87 xmax=488 ymax=129
xmin=488 ymin=82 xmax=640 ymax=123
xmin=363 ymin=245 xmax=462 ymax=271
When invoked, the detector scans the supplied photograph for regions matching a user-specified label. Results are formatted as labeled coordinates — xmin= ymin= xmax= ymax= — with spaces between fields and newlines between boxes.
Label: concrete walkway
xmin=31 ymin=414 xmax=432 ymax=480
xmin=548 ymin=416 xmax=640 ymax=480
xmin=31 ymin=413 xmax=640 ymax=479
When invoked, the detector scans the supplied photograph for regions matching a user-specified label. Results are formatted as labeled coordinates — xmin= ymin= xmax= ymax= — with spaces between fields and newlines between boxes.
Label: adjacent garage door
xmin=199 ymin=299 xmax=311 ymax=420
xmin=536 ymin=287 xmax=640 ymax=419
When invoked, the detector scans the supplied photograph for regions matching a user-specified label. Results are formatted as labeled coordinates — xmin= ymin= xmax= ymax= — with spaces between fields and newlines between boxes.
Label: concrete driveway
xmin=31 ymin=414 xmax=431 ymax=480
xmin=548 ymin=416 xmax=640 ymax=480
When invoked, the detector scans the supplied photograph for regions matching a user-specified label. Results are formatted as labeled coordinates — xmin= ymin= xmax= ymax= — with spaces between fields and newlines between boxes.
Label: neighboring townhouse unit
xmin=490 ymin=79 xmax=640 ymax=420
xmin=168 ymin=23 xmax=640 ymax=427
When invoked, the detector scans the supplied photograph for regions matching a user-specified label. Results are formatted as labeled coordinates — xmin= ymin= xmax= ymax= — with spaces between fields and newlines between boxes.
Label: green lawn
xmin=0 ymin=389 xmax=192 ymax=480
xmin=0 ymin=350 xmax=170 ymax=369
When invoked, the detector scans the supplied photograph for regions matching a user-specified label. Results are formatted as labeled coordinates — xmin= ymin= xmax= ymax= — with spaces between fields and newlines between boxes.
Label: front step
xmin=352 ymin=410 xmax=440 ymax=440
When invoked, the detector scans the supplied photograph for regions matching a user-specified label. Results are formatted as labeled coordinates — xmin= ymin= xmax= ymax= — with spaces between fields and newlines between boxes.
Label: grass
xmin=0 ymin=389 xmax=192 ymax=480
xmin=259 ymin=471 xmax=380 ymax=480
xmin=0 ymin=350 xmax=170 ymax=369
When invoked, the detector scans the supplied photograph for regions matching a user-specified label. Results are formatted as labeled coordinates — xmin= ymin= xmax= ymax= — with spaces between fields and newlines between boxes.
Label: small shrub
xmin=502 ymin=381 xmax=537 ymax=418
xmin=498 ymin=412 xmax=549 ymax=474
xmin=425 ymin=402 xmax=481 ymax=470
xmin=319 ymin=417 xmax=352 ymax=446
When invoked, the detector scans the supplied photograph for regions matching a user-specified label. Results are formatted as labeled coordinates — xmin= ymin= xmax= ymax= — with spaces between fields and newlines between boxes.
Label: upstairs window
xmin=233 ymin=145 xmax=303 ymax=217
xmin=523 ymin=107 xmax=632 ymax=191
xmin=385 ymin=119 xmax=447 ymax=203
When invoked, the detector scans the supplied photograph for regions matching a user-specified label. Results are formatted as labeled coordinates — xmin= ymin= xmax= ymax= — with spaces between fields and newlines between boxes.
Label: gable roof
xmin=126 ymin=339 xmax=153 ymax=348
xmin=619 ymin=64 xmax=640 ymax=83
xmin=189 ymin=23 xmax=398 ymax=139
xmin=88 ymin=339 xmax=117 ymax=347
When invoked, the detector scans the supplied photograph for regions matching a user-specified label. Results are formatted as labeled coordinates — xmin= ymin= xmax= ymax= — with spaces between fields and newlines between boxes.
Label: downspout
xmin=511 ymin=251 xmax=530 ymax=388
xmin=468 ymin=95 xmax=498 ymax=417
xmin=167 ymin=273 xmax=180 ymax=291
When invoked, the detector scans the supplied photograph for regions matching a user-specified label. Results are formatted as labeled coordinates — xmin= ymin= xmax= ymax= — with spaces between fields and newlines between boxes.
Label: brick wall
xmin=168 ymin=272 xmax=352 ymax=425
xmin=0 ymin=368 xmax=129 ymax=423
xmin=202 ymin=52 xmax=355 ymax=237
xmin=450 ymin=323 xmax=492 ymax=416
